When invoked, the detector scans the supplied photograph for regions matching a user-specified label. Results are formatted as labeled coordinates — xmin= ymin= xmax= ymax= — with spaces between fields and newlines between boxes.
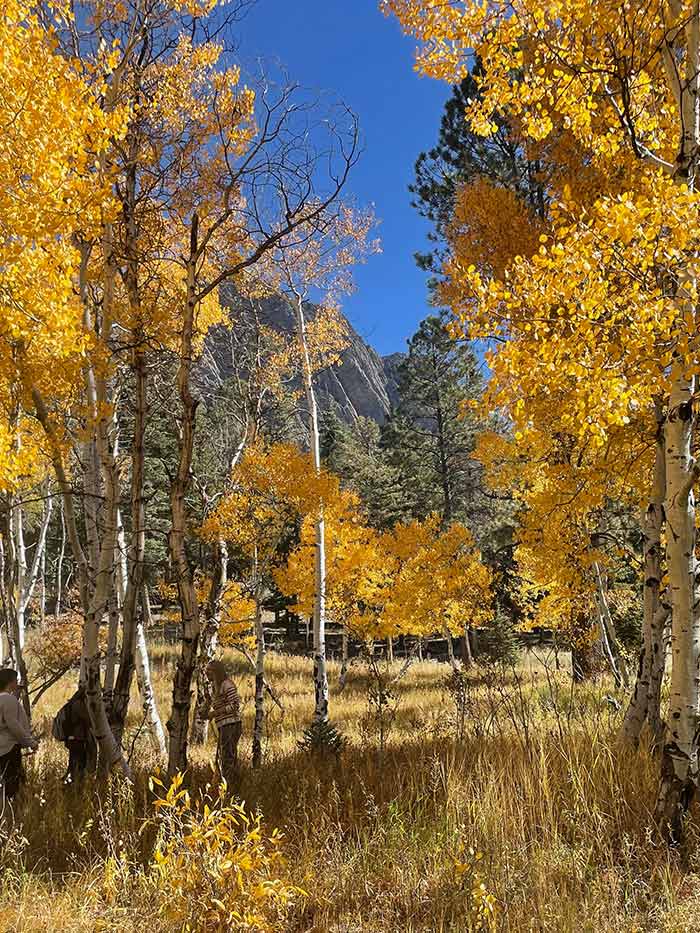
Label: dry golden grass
xmin=2 ymin=646 xmax=700 ymax=932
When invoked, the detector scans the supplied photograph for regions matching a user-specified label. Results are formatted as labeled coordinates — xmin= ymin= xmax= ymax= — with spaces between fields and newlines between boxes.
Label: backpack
xmin=51 ymin=702 xmax=70 ymax=742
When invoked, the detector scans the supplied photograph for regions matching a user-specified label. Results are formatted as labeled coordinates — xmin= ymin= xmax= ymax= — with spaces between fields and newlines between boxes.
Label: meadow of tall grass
xmin=1 ymin=646 xmax=700 ymax=932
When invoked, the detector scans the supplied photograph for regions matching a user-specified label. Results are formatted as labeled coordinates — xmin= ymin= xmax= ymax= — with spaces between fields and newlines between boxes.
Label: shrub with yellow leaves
xmin=145 ymin=773 xmax=305 ymax=932
xmin=27 ymin=611 xmax=83 ymax=676
xmin=452 ymin=844 xmax=498 ymax=932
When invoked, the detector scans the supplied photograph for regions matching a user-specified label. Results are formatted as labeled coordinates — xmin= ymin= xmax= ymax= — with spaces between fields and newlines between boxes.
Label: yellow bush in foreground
xmin=99 ymin=774 xmax=304 ymax=933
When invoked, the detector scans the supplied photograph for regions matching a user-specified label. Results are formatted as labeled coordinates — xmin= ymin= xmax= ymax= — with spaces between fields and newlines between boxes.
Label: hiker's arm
xmin=4 ymin=699 xmax=37 ymax=748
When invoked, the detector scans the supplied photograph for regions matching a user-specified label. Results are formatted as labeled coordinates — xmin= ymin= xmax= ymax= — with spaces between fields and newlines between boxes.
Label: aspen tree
xmin=267 ymin=206 xmax=378 ymax=722
xmin=52 ymin=0 xmax=363 ymax=776
xmin=274 ymin=490 xmax=383 ymax=688
xmin=202 ymin=441 xmax=339 ymax=767
xmin=385 ymin=0 xmax=700 ymax=838
xmin=0 ymin=0 xmax=130 ymax=771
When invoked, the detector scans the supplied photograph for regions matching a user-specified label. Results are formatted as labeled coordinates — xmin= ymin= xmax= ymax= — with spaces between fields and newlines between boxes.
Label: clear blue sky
xmin=236 ymin=1 xmax=449 ymax=356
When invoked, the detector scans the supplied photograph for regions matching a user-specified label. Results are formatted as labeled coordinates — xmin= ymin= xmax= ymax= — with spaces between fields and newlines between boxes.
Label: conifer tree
xmin=411 ymin=70 xmax=546 ymax=275
xmin=387 ymin=311 xmax=492 ymax=533
xmin=321 ymin=413 xmax=411 ymax=529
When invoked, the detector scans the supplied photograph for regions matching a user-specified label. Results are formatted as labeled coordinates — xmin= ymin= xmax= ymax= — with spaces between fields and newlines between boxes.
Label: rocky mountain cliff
xmin=208 ymin=293 xmax=404 ymax=424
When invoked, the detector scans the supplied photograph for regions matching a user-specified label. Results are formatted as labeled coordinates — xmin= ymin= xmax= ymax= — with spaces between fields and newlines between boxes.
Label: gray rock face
xmin=210 ymin=292 xmax=405 ymax=424
xmin=315 ymin=335 xmax=398 ymax=424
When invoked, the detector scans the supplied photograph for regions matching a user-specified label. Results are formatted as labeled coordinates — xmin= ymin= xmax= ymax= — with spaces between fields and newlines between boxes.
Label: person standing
xmin=0 ymin=668 xmax=38 ymax=808
xmin=206 ymin=660 xmax=242 ymax=787
xmin=52 ymin=686 xmax=96 ymax=784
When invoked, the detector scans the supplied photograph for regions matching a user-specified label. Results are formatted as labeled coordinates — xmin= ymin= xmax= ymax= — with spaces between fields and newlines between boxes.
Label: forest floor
xmin=1 ymin=647 xmax=700 ymax=932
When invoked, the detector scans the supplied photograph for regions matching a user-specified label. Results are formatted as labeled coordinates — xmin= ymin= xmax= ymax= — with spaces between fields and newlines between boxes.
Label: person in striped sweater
xmin=206 ymin=660 xmax=242 ymax=787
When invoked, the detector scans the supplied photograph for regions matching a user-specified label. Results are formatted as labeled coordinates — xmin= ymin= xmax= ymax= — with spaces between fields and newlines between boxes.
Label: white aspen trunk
xmin=103 ymin=576 xmax=120 ymax=706
xmin=462 ymin=628 xmax=474 ymax=668
xmin=252 ymin=591 xmax=266 ymax=769
xmin=142 ymin=583 xmax=154 ymax=627
xmin=40 ymin=546 xmax=45 ymax=624
xmin=85 ymin=533 xmax=124 ymax=774
xmin=111 ymin=463 xmax=141 ymax=740
xmin=13 ymin=495 xmax=26 ymax=653
xmin=0 ymin=534 xmax=5 ymax=656
xmin=56 ymin=498 xmax=66 ymax=616
xmin=648 ymin=602 xmax=672 ymax=745
xmin=83 ymin=438 xmax=101 ymax=584
xmin=19 ymin=482 xmax=52 ymax=621
xmin=655 ymin=0 xmax=700 ymax=840
xmin=597 ymin=603 xmax=622 ymax=687
xmin=312 ymin=491 xmax=329 ymax=721
xmin=114 ymin=512 xmax=129 ymax=608
xmin=8 ymin=494 xmax=30 ymax=717
xmin=293 ymin=293 xmax=329 ymax=724
xmin=0 ymin=536 xmax=10 ymax=668
xmin=191 ymin=540 xmax=228 ymax=746
xmin=657 ymin=367 xmax=699 ymax=839
xmin=104 ymin=520 xmax=124 ymax=709
xmin=167 ymin=219 xmax=202 ymax=779
xmin=134 ymin=608 xmax=167 ymax=761
xmin=593 ymin=561 xmax=629 ymax=687
xmin=34 ymin=484 xmax=51 ymax=626
xmin=592 ymin=563 xmax=624 ymax=689
xmin=387 ymin=636 xmax=394 ymax=663
xmin=622 ymin=410 xmax=667 ymax=745
xmin=86 ymin=403 xmax=128 ymax=773
xmin=115 ymin=511 xmax=128 ymax=607
xmin=0 ymin=540 xmax=5 ymax=667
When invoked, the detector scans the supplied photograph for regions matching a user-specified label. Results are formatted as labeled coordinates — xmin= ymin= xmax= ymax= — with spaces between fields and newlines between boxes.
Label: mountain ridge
xmin=209 ymin=292 xmax=405 ymax=424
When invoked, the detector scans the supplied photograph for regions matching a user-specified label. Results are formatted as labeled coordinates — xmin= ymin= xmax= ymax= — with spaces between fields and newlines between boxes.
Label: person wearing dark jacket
xmin=52 ymin=686 xmax=96 ymax=783
xmin=0 ymin=668 xmax=38 ymax=808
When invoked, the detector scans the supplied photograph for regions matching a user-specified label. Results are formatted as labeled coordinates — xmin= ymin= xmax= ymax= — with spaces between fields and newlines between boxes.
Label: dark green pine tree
xmin=385 ymin=311 xmax=491 ymax=532
xmin=411 ymin=68 xmax=547 ymax=276
xmin=320 ymin=410 xmax=412 ymax=530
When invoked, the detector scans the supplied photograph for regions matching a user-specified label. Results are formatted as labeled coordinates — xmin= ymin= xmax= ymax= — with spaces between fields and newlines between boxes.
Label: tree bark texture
xmin=293 ymin=293 xmax=329 ymax=724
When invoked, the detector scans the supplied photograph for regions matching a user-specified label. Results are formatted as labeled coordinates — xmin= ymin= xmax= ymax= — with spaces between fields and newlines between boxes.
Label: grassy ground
xmin=2 ymin=646 xmax=700 ymax=932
